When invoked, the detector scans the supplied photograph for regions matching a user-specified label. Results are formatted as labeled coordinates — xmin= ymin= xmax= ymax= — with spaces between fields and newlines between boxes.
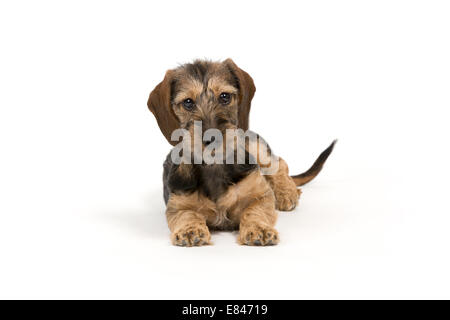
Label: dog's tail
xmin=290 ymin=140 xmax=337 ymax=186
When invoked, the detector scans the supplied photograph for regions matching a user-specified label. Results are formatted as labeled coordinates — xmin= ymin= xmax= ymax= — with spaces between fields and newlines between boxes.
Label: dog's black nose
xmin=204 ymin=136 xmax=215 ymax=146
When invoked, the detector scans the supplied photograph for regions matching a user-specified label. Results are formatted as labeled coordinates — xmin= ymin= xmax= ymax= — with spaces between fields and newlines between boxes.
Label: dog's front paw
xmin=274 ymin=187 xmax=301 ymax=211
xmin=239 ymin=224 xmax=279 ymax=246
xmin=171 ymin=224 xmax=211 ymax=247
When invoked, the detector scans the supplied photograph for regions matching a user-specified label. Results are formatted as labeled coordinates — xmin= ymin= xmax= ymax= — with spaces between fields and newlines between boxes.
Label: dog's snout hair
xmin=194 ymin=93 xmax=223 ymax=132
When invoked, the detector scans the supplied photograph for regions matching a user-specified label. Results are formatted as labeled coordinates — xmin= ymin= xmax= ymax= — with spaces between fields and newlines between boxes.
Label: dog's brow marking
xmin=208 ymin=77 xmax=238 ymax=96
xmin=173 ymin=77 xmax=205 ymax=105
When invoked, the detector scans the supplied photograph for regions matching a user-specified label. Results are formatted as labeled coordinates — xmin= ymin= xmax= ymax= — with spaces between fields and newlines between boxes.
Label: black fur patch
xmin=163 ymin=154 xmax=198 ymax=204
xmin=163 ymin=150 xmax=257 ymax=204
xmin=184 ymin=61 xmax=209 ymax=85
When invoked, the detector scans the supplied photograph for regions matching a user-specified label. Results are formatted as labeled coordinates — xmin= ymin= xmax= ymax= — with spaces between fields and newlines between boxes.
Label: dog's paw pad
xmin=172 ymin=224 xmax=211 ymax=247
xmin=253 ymin=239 xmax=262 ymax=246
xmin=239 ymin=225 xmax=279 ymax=246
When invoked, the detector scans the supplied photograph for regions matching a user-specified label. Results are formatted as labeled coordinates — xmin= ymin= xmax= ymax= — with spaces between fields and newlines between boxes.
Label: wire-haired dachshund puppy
xmin=147 ymin=59 xmax=335 ymax=246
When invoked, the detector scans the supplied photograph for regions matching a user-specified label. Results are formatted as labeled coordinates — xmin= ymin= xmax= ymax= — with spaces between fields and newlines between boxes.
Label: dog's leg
xmin=238 ymin=196 xmax=279 ymax=246
xmin=166 ymin=193 xmax=213 ymax=247
xmin=222 ymin=171 xmax=279 ymax=246
xmin=264 ymin=157 xmax=301 ymax=211
xmin=247 ymin=137 xmax=300 ymax=211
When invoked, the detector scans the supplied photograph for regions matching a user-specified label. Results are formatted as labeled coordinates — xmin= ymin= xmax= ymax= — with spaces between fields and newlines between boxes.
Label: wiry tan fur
xmin=247 ymin=137 xmax=301 ymax=211
xmin=264 ymin=158 xmax=301 ymax=211
xmin=166 ymin=171 xmax=279 ymax=246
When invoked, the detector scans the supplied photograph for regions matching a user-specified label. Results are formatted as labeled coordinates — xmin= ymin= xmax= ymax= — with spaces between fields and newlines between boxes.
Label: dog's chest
xmin=197 ymin=162 xmax=257 ymax=202
xmin=199 ymin=164 xmax=257 ymax=201
xmin=198 ymin=165 xmax=231 ymax=202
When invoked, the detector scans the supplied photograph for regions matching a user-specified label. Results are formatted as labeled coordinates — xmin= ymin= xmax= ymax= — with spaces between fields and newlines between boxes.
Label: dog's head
xmin=148 ymin=59 xmax=255 ymax=146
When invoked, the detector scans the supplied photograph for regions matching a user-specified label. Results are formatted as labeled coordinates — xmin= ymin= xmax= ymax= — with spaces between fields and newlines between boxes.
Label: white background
xmin=1 ymin=0 xmax=449 ymax=299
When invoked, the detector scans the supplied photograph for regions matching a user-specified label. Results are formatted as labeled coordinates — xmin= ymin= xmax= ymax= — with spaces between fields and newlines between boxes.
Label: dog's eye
xmin=219 ymin=92 xmax=231 ymax=105
xmin=182 ymin=98 xmax=195 ymax=111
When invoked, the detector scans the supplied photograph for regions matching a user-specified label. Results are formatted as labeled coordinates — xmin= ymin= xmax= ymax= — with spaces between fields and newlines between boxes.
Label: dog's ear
xmin=147 ymin=70 xmax=180 ymax=146
xmin=224 ymin=59 xmax=256 ymax=131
